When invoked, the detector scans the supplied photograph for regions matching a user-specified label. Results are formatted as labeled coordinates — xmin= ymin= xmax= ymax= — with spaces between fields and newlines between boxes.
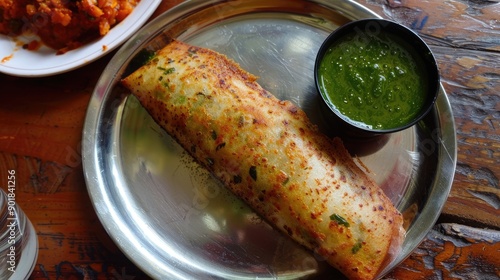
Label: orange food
xmin=0 ymin=0 xmax=139 ymax=54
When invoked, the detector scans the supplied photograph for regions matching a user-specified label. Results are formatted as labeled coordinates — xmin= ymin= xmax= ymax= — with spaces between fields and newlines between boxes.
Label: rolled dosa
xmin=121 ymin=39 xmax=404 ymax=280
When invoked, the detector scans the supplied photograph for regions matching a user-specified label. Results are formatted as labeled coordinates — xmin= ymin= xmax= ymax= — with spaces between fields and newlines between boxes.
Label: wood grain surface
xmin=0 ymin=0 xmax=498 ymax=279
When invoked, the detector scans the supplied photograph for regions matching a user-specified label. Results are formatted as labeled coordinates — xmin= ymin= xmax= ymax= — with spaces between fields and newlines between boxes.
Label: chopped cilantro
xmin=164 ymin=67 xmax=175 ymax=74
xmin=352 ymin=241 xmax=363 ymax=254
xmin=124 ymin=49 xmax=156 ymax=76
xmin=329 ymin=213 xmax=350 ymax=227
xmin=157 ymin=66 xmax=175 ymax=75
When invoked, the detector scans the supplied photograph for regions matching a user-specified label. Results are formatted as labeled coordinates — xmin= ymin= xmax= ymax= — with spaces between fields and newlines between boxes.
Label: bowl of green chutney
xmin=315 ymin=18 xmax=440 ymax=138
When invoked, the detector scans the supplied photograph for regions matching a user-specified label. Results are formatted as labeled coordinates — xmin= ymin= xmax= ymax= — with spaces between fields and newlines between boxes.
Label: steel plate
xmin=82 ymin=0 xmax=457 ymax=279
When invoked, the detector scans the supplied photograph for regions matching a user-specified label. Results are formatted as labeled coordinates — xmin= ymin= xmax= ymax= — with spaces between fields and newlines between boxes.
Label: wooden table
xmin=1 ymin=0 xmax=498 ymax=279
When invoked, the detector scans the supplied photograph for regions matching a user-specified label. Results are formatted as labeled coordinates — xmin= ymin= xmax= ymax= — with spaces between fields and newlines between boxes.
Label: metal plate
xmin=82 ymin=0 xmax=457 ymax=279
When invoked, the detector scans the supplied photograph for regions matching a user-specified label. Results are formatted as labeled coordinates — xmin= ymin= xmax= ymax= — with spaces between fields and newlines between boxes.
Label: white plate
xmin=0 ymin=0 xmax=161 ymax=77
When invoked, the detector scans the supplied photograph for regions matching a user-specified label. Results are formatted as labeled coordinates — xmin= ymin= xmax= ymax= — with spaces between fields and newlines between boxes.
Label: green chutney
xmin=318 ymin=31 xmax=428 ymax=130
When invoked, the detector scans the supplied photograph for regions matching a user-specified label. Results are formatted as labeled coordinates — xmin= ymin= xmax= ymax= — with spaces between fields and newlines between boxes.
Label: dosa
xmin=122 ymin=39 xmax=404 ymax=280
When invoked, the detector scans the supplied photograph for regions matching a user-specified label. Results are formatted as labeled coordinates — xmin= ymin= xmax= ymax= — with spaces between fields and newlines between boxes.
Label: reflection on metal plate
xmin=82 ymin=0 xmax=456 ymax=279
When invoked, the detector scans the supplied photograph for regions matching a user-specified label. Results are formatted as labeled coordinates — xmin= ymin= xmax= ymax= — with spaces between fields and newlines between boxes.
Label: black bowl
xmin=314 ymin=19 xmax=440 ymax=138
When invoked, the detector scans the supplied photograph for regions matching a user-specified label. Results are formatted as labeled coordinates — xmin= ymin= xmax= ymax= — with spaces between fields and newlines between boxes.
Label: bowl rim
xmin=314 ymin=18 xmax=440 ymax=135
